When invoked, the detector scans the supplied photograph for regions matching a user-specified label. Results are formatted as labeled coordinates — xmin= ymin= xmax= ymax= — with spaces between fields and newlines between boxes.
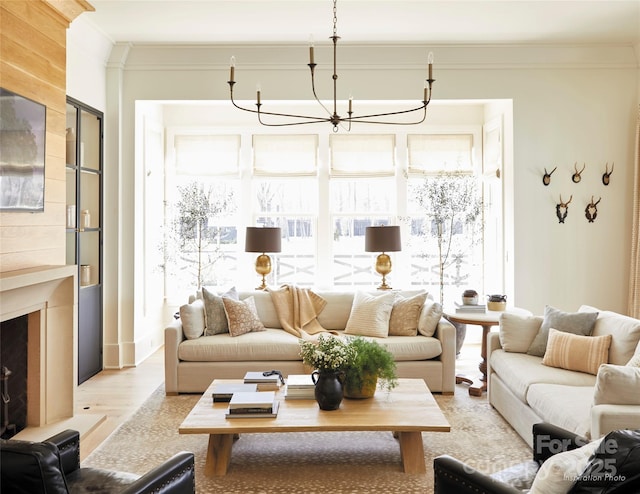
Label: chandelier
xmin=227 ymin=0 xmax=435 ymax=132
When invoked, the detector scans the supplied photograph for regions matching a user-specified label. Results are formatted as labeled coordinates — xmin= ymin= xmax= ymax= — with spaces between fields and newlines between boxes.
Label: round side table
xmin=444 ymin=307 xmax=531 ymax=396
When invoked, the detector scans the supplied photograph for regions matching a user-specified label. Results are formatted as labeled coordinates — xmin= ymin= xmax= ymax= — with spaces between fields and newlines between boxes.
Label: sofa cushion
xmin=593 ymin=364 xmax=640 ymax=406
xmin=222 ymin=296 xmax=266 ymax=337
xmin=314 ymin=291 xmax=354 ymax=330
xmin=529 ymin=436 xmax=602 ymax=494
xmin=490 ymin=350 xmax=597 ymax=402
xmin=499 ymin=312 xmax=543 ymax=353
xmin=526 ymin=383 xmax=593 ymax=438
xmin=178 ymin=328 xmax=302 ymax=361
xmin=580 ymin=305 xmax=640 ymax=366
xmin=179 ymin=298 xmax=206 ymax=340
xmin=378 ymin=334 xmax=443 ymax=361
xmin=542 ymin=329 xmax=611 ymax=375
xmin=527 ymin=306 xmax=598 ymax=357
xmin=417 ymin=299 xmax=443 ymax=337
xmin=344 ymin=291 xmax=396 ymax=338
xmin=388 ymin=291 xmax=427 ymax=336
xmin=203 ymin=286 xmax=238 ymax=335
xmin=240 ymin=290 xmax=282 ymax=329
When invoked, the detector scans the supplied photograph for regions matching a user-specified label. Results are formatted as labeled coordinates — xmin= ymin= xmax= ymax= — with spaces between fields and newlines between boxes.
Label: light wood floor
xmin=75 ymin=347 xmax=165 ymax=460
xmin=75 ymin=343 xmax=483 ymax=460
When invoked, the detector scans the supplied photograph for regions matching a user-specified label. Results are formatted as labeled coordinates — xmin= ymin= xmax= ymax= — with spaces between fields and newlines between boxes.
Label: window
xmin=165 ymin=134 xmax=241 ymax=296
xmin=252 ymin=135 xmax=319 ymax=286
xmin=330 ymin=135 xmax=397 ymax=286
xmin=160 ymin=127 xmax=490 ymax=300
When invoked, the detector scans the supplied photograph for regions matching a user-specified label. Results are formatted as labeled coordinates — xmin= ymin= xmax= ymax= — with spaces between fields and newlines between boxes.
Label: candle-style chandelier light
xmin=227 ymin=0 xmax=435 ymax=132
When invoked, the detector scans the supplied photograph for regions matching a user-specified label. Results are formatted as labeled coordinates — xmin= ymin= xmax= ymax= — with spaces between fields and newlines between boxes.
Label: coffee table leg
xmin=204 ymin=433 xmax=234 ymax=476
xmin=397 ymin=431 xmax=426 ymax=474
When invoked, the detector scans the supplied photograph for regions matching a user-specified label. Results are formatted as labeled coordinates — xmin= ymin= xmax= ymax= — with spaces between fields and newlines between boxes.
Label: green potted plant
xmin=343 ymin=337 xmax=398 ymax=398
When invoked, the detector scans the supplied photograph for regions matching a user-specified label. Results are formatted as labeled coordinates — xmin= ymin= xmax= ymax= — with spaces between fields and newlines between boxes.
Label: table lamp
xmin=365 ymin=225 xmax=401 ymax=290
xmin=245 ymin=226 xmax=281 ymax=290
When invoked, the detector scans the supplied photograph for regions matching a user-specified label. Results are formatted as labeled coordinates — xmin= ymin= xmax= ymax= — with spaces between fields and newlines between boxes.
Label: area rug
xmin=83 ymin=384 xmax=531 ymax=493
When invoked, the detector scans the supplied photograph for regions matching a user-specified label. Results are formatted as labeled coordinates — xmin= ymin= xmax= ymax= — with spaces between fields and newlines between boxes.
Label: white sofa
xmin=487 ymin=305 xmax=640 ymax=447
xmin=165 ymin=289 xmax=456 ymax=395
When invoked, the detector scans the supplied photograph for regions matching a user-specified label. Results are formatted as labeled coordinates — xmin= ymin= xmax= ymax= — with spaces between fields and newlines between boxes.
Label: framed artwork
xmin=0 ymin=88 xmax=46 ymax=211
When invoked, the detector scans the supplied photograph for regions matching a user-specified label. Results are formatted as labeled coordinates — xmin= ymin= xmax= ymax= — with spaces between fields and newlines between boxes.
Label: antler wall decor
xmin=571 ymin=162 xmax=586 ymax=183
xmin=556 ymin=194 xmax=572 ymax=223
xmin=584 ymin=196 xmax=601 ymax=223
xmin=602 ymin=162 xmax=614 ymax=186
xmin=542 ymin=166 xmax=557 ymax=186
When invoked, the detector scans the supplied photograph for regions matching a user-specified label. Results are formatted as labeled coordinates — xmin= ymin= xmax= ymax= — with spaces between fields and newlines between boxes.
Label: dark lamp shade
xmin=245 ymin=227 xmax=282 ymax=253
xmin=364 ymin=225 xmax=401 ymax=253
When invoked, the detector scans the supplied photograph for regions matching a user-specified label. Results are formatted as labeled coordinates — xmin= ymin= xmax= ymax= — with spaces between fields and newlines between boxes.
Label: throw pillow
xmin=388 ymin=291 xmax=428 ymax=336
xmin=593 ymin=364 xmax=640 ymax=405
xmin=529 ymin=438 xmax=602 ymax=494
xmin=202 ymin=286 xmax=238 ymax=335
xmin=542 ymin=328 xmax=611 ymax=375
xmin=499 ymin=313 xmax=544 ymax=353
xmin=417 ymin=299 xmax=443 ymax=337
xmin=179 ymin=298 xmax=206 ymax=340
xmin=527 ymin=306 xmax=598 ymax=357
xmin=626 ymin=352 xmax=640 ymax=367
xmin=344 ymin=291 xmax=397 ymax=338
xmin=222 ymin=296 xmax=266 ymax=337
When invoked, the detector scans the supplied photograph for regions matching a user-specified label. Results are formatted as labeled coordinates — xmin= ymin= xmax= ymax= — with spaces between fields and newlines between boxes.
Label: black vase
xmin=311 ymin=370 xmax=343 ymax=411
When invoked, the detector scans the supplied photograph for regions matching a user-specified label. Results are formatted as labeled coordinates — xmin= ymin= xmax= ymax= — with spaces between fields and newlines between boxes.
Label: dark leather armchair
xmin=433 ymin=422 xmax=588 ymax=494
xmin=1 ymin=429 xmax=195 ymax=494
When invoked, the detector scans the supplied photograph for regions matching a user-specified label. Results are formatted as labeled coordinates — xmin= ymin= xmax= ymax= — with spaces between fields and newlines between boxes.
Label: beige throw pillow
xmin=388 ymin=292 xmax=428 ymax=336
xmin=542 ymin=328 xmax=611 ymax=375
xmin=499 ymin=313 xmax=544 ymax=353
xmin=529 ymin=438 xmax=602 ymax=494
xmin=344 ymin=291 xmax=396 ymax=338
xmin=593 ymin=364 xmax=640 ymax=405
xmin=222 ymin=296 xmax=266 ymax=337
xmin=417 ymin=299 xmax=443 ymax=337
xmin=179 ymin=298 xmax=206 ymax=340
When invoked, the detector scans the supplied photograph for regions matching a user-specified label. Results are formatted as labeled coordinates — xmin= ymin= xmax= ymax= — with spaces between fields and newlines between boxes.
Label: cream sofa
xmin=164 ymin=289 xmax=456 ymax=395
xmin=487 ymin=305 xmax=640 ymax=447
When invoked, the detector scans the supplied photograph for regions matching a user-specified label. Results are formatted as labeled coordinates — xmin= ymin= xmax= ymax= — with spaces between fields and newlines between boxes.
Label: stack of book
xmin=454 ymin=301 xmax=487 ymax=314
xmin=225 ymin=391 xmax=279 ymax=419
xmin=243 ymin=371 xmax=282 ymax=391
xmin=211 ymin=382 xmax=257 ymax=403
xmin=284 ymin=374 xmax=315 ymax=400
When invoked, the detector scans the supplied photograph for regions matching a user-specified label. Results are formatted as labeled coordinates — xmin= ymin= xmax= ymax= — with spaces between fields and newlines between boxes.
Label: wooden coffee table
xmin=179 ymin=378 xmax=450 ymax=476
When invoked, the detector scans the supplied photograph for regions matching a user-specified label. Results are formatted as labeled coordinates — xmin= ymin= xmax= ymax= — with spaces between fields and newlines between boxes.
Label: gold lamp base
xmin=375 ymin=252 xmax=392 ymax=290
xmin=254 ymin=253 xmax=272 ymax=290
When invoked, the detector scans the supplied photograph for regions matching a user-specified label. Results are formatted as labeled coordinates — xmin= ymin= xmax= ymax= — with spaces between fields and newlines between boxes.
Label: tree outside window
xmin=410 ymin=173 xmax=483 ymax=304
xmin=163 ymin=181 xmax=236 ymax=290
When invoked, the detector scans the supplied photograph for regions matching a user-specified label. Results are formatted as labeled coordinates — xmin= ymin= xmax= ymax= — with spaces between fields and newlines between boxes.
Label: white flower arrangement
xmin=299 ymin=334 xmax=356 ymax=372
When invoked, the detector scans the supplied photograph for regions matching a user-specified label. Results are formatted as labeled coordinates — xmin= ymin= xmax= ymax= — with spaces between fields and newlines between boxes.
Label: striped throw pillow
xmin=542 ymin=328 xmax=611 ymax=375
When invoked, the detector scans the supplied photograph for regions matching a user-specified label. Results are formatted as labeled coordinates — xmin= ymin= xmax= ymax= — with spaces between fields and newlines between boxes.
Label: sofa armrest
xmin=121 ymin=451 xmax=195 ymax=494
xmin=434 ymin=317 xmax=456 ymax=393
xmin=532 ymin=422 xmax=589 ymax=464
xmin=434 ymin=455 xmax=522 ymax=494
xmin=164 ymin=319 xmax=185 ymax=395
xmin=591 ymin=404 xmax=640 ymax=440
xmin=44 ymin=429 xmax=80 ymax=475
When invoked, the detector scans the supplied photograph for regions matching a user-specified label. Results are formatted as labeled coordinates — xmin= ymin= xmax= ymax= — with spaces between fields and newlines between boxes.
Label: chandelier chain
xmin=333 ymin=0 xmax=338 ymax=38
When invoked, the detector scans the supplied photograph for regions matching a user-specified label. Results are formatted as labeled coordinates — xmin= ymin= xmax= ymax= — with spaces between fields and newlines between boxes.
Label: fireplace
xmin=0 ymin=266 xmax=78 ymax=433
xmin=0 ymin=314 xmax=28 ymax=438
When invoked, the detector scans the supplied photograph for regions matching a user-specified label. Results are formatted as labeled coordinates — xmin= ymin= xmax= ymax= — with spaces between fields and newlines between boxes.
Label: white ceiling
xmin=84 ymin=0 xmax=640 ymax=46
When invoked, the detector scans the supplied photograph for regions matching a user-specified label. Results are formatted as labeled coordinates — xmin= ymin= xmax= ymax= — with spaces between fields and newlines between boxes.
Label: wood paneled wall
xmin=0 ymin=0 xmax=92 ymax=272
